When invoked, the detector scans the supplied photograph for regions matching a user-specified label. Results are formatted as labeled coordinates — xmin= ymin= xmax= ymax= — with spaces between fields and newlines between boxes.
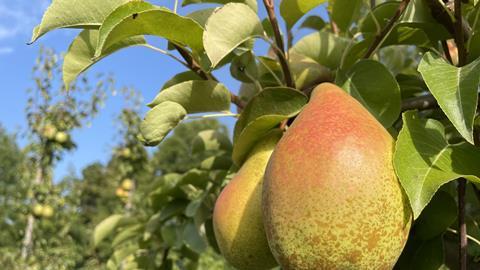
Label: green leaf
xmin=161 ymin=71 xmax=203 ymax=90
xmin=331 ymin=0 xmax=364 ymax=32
xmin=418 ymin=52 xmax=480 ymax=144
xmin=289 ymin=52 xmax=332 ymax=90
xmin=182 ymin=0 xmax=258 ymax=12
xmin=232 ymin=87 xmax=307 ymax=165
xmin=299 ymin=15 xmax=326 ymax=31
xmin=230 ymin=51 xmax=258 ymax=82
xmin=63 ymin=29 xmax=145 ymax=90
xmin=280 ymin=0 xmax=327 ymax=29
xmin=414 ymin=191 xmax=457 ymax=241
xmin=183 ymin=221 xmax=207 ymax=253
xmin=112 ymin=224 xmax=143 ymax=247
xmin=394 ymin=111 xmax=480 ymax=219
xmin=186 ymin=8 xmax=216 ymax=28
xmin=93 ymin=214 xmax=125 ymax=247
xmin=204 ymin=3 xmax=264 ymax=67
xmin=96 ymin=1 xmax=204 ymax=58
xmin=200 ymin=155 xmax=232 ymax=170
xmin=139 ymin=102 xmax=187 ymax=146
xmin=148 ymin=80 xmax=231 ymax=113
xmin=30 ymin=0 xmax=130 ymax=43
xmin=291 ymin=31 xmax=350 ymax=69
xmin=192 ymin=130 xmax=232 ymax=154
xmin=336 ymin=59 xmax=401 ymax=128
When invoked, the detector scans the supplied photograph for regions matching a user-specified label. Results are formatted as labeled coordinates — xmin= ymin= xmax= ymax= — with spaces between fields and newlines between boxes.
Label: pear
xmin=213 ymin=130 xmax=281 ymax=270
xmin=263 ymin=83 xmax=412 ymax=269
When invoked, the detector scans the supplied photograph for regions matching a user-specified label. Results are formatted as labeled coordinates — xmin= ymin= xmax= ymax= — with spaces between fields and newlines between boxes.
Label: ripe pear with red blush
xmin=213 ymin=130 xmax=281 ymax=270
xmin=263 ymin=83 xmax=412 ymax=269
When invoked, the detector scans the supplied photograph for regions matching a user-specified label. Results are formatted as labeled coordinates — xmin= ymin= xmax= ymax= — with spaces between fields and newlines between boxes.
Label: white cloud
xmin=0 ymin=46 xmax=14 ymax=54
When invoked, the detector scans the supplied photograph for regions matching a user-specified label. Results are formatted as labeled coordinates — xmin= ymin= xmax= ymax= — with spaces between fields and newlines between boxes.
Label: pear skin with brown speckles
xmin=263 ymin=83 xmax=412 ymax=270
xmin=213 ymin=130 xmax=281 ymax=270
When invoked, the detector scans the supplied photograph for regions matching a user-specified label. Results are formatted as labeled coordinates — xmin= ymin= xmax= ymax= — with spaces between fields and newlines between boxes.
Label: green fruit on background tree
xmin=41 ymin=205 xmax=54 ymax=218
xmin=121 ymin=179 xmax=134 ymax=190
xmin=32 ymin=204 xmax=43 ymax=217
xmin=263 ymin=83 xmax=412 ymax=269
xmin=54 ymin=131 xmax=69 ymax=144
xmin=213 ymin=130 xmax=281 ymax=270
xmin=42 ymin=124 xmax=57 ymax=140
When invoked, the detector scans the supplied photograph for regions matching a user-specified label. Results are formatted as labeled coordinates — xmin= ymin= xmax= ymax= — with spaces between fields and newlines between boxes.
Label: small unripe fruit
xmin=32 ymin=204 xmax=44 ymax=217
xmin=54 ymin=131 xmax=69 ymax=144
xmin=42 ymin=205 xmax=54 ymax=218
xmin=42 ymin=124 xmax=57 ymax=140
xmin=115 ymin=187 xmax=129 ymax=198
xmin=121 ymin=179 xmax=134 ymax=190
xmin=120 ymin=148 xmax=131 ymax=158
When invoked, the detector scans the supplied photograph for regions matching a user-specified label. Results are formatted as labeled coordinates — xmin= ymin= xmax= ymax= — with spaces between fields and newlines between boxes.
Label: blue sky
xmin=0 ymin=0 xmax=326 ymax=180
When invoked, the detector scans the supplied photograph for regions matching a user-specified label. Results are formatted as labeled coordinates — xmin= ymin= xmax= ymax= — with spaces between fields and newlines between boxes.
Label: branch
xmin=458 ymin=178 xmax=467 ymax=270
xmin=262 ymin=0 xmax=295 ymax=88
xmin=363 ymin=0 xmax=410 ymax=59
xmin=172 ymin=44 xmax=246 ymax=109
xmin=454 ymin=0 xmax=468 ymax=67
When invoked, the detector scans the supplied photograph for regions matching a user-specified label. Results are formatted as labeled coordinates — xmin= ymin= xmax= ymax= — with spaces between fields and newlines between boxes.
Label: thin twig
xmin=454 ymin=0 xmax=468 ymax=66
xmin=454 ymin=0 xmax=469 ymax=266
xmin=441 ymin=40 xmax=454 ymax=65
xmin=458 ymin=178 xmax=467 ymax=270
xmin=363 ymin=0 xmax=410 ymax=59
xmin=172 ymin=44 xmax=246 ymax=109
xmin=370 ymin=0 xmax=376 ymax=9
xmin=447 ymin=228 xmax=480 ymax=247
xmin=262 ymin=0 xmax=295 ymax=88
xmin=142 ymin=44 xmax=189 ymax=67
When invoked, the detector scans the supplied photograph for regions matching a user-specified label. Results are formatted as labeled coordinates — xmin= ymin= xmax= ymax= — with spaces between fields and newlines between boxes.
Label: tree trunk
xmin=21 ymin=164 xmax=43 ymax=260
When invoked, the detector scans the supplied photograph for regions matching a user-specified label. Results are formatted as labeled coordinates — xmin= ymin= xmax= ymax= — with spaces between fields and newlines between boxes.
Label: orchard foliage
xmin=25 ymin=0 xmax=480 ymax=268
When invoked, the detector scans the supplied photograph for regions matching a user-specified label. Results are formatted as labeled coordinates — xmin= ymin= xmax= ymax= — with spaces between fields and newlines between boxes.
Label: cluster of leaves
xmin=93 ymin=118 xmax=235 ymax=269
xmin=27 ymin=0 xmax=480 ymax=268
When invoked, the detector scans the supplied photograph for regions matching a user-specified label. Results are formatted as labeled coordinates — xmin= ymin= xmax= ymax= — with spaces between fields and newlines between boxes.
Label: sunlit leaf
xmin=233 ymin=87 xmax=307 ymax=165
xmin=418 ymin=52 xmax=480 ymax=144
xmin=280 ymin=0 xmax=327 ymax=29
xmin=94 ymin=214 xmax=125 ymax=247
xmin=30 ymin=0 xmax=129 ymax=42
xmin=148 ymin=80 xmax=231 ymax=113
xmin=336 ymin=59 xmax=401 ymax=127
xmin=182 ymin=0 xmax=258 ymax=12
xmin=96 ymin=1 xmax=204 ymax=57
xmin=394 ymin=111 xmax=480 ymax=219
xmin=63 ymin=29 xmax=145 ymax=90
xmin=139 ymin=102 xmax=187 ymax=146
xmin=204 ymin=3 xmax=263 ymax=67
xmin=331 ymin=0 xmax=364 ymax=32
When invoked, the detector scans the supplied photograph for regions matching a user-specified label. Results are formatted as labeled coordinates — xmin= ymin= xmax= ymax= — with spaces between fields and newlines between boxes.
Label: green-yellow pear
xmin=263 ymin=83 xmax=412 ymax=269
xmin=54 ymin=131 xmax=69 ymax=144
xmin=213 ymin=130 xmax=281 ymax=270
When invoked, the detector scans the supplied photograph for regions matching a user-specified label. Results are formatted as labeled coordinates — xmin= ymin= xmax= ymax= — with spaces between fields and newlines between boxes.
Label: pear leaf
xmin=96 ymin=1 xmax=204 ymax=57
xmin=93 ymin=214 xmax=125 ymax=247
xmin=182 ymin=0 xmax=258 ymax=12
xmin=233 ymin=87 xmax=307 ymax=165
xmin=204 ymin=3 xmax=264 ymax=68
xmin=139 ymin=102 xmax=187 ymax=146
xmin=148 ymin=80 xmax=231 ymax=113
xmin=336 ymin=59 xmax=401 ymax=128
xmin=63 ymin=29 xmax=145 ymax=90
xmin=279 ymin=0 xmax=327 ymax=29
xmin=418 ymin=52 xmax=480 ymax=144
xmin=30 ymin=0 xmax=129 ymax=43
xmin=291 ymin=31 xmax=350 ymax=69
xmin=331 ymin=0 xmax=364 ymax=32
xmin=394 ymin=111 xmax=480 ymax=219
xmin=299 ymin=16 xmax=326 ymax=31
